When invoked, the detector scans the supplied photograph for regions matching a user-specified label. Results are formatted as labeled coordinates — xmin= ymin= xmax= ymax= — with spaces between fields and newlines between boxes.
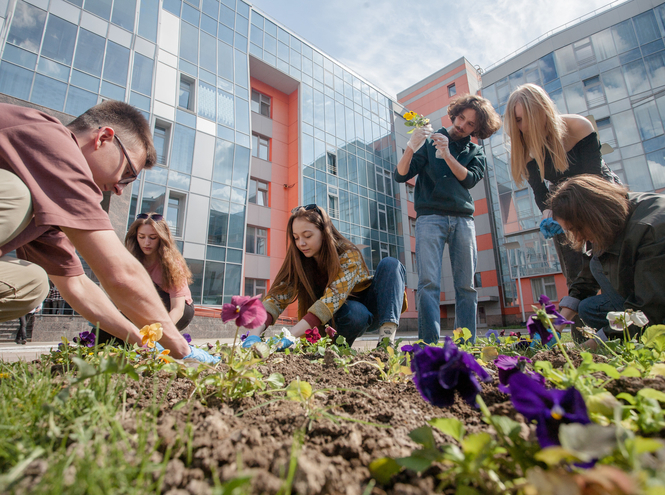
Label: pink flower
xmin=221 ymin=295 xmax=266 ymax=329
xmin=305 ymin=328 xmax=321 ymax=343
xmin=325 ymin=325 xmax=337 ymax=338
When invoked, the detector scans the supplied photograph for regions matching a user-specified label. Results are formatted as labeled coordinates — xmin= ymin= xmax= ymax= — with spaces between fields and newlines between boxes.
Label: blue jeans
xmin=334 ymin=257 xmax=406 ymax=346
xmin=578 ymin=256 xmax=625 ymax=340
xmin=416 ymin=214 xmax=477 ymax=344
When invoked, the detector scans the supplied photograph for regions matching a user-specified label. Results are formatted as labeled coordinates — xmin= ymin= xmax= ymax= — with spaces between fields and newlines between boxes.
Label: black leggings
xmin=94 ymin=283 xmax=194 ymax=345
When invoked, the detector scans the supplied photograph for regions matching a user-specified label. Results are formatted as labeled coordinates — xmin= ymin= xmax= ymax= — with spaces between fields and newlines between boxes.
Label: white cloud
xmin=250 ymin=0 xmax=629 ymax=98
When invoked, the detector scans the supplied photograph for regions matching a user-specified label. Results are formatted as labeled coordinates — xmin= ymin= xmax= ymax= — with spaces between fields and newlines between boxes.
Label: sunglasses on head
xmin=291 ymin=204 xmax=321 ymax=215
xmin=136 ymin=212 xmax=164 ymax=221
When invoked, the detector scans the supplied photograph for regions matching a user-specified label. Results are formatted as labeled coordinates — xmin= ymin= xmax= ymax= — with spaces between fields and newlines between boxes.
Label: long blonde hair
xmin=125 ymin=214 xmax=192 ymax=290
xmin=505 ymin=83 xmax=568 ymax=187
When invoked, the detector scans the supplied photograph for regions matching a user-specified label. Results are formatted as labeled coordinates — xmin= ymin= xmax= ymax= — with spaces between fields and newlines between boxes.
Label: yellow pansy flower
xmin=139 ymin=323 xmax=163 ymax=348
xmin=404 ymin=111 xmax=416 ymax=121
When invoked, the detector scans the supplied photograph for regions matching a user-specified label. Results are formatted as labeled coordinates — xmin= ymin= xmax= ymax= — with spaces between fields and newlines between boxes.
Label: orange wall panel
xmin=481 ymin=270 xmax=498 ymax=288
xmin=476 ymin=233 xmax=493 ymax=252
xmin=474 ymin=198 xmax=488 ymax=216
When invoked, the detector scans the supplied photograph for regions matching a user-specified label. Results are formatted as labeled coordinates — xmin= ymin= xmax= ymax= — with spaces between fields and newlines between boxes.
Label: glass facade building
xmin=481 ymin=0 xmax=665 ymax=310
xmin=0 ymin=0 xmax=404 ymax=308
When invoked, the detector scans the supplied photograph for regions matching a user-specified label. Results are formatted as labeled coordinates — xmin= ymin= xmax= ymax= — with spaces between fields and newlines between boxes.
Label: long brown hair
xmin=505 ymin=83 xmax=568 ymax=187
xmin=549 ymin=175 xmax=630 ymax=254
xmin=125 ymin=214 xmax=192 ymax=290
xmin=267 ymin=205 xmax=366 ymax=319
xmin=448 ymin=94 xmax=502 ymax=140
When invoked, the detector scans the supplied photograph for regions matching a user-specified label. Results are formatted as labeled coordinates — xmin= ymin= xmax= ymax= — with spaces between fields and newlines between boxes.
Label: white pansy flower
xmin=606 ymin=311 xmax=631 ymax=331
xmin=629 ymin=311 xmax=649 ymax=327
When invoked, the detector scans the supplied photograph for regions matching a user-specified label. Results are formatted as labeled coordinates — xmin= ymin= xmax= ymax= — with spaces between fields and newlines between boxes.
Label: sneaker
xmin=377 ymin=322 xmax=398 ymax=345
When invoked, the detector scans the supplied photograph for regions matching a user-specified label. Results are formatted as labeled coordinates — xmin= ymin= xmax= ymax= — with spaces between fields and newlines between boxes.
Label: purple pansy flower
xmin=401 ymin=342 xmax=427 ymax=354
xmin=485 ymin=329 xmax=501 ymax=340
xmin=240 ymin=330 xmax=250 ymax=342
xmin=221 ymin=295 xmax=267 ymax=328
xmin=325 ymin=325 xmax=337 ymax=338
xmin=527 ymin=315 xmax=554 ymax=344
xmin=538 ymin=294 xmax=551 ymax=306
xmin=494 ymin=355 xmax=545 ymax=393
xmin=73 ymin=331 xmax=96 ymax=348
xmin=411 ymin=337 xmax=492 ymax=408
xmin=182 ymin=333 xmax=192 ymax=343
xmin=527 ymin=295 xmax=575 ymax=345
xmin=508 ymin=372 xmax=590 ymax=448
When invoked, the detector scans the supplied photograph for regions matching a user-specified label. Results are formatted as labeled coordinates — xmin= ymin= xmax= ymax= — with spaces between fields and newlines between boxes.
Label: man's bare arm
xmin=61 ymin=227 xmax=190 ymax=358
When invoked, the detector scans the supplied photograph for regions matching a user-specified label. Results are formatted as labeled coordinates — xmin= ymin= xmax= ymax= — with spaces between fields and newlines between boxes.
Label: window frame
xmin=406 ymin=183 xmax=415 ymax=202
xmin=409 ymin=217 xmax=417 ymax=237
xmin=245 ymin=277 xmax=268 ymax=297
xmin=531 ymin=275 xmax=558 ymax=302
xmin=251 ymin=89 xmax=271 ymax=117
xmin=326 ymin=150 xmax=338 ymax=176
xmin=166 ymin=190 xmax=187 ymax=238
xmin=448 ymin=83 xmax=456 ymax=97
xmin=153 ymin=120 xmax=171 ymax=166
xmin=178 ymin=74 xmax=196 ymax=111
xmin=245 ymin=225 xmax=268 ymax=255
xmin=251 ymin=133 xmax=270 ymax=161
xmin=248 ymin=178 xmax=269 ymax=206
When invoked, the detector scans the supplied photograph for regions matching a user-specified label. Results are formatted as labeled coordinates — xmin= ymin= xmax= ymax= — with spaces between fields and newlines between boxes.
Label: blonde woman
xmin=505 ymin=83 xmax=619 ymax=341
xmin=125 ymin=212 xmax=194 ymax=330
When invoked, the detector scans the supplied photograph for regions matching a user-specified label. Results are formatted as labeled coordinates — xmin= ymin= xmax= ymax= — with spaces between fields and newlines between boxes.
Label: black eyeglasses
xmin=136 ymin=212 xmax=163 ymax=221
xmin=291 ymin=204 xmax=321 ymax=215
xmin=100 ymin=127 xmax=139 ymax=185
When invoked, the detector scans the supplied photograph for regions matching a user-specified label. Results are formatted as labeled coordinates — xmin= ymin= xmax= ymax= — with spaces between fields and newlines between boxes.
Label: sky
xmin=248 ymin=0 xmax=629 ymax=99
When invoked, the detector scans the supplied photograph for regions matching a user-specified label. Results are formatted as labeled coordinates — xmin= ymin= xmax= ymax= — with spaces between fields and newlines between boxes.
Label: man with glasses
xmin=0 ymin=101 xmax=217 ymax=362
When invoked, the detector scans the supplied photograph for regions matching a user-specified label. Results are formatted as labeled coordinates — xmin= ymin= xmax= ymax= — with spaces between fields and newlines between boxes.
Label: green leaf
xmin=638 ymin=388 xmax=665 ymax=403
xmin=456 ymin=486 xmax=482 ymax=495
xmin=620 ymin=366 xmax=642 ymax=377
xmin=429 ymin=417 xmax=465 ymax=442
xmin=649 ymin=363 xmax=665 ymax=377
xmin=253 ymin=342 xmax=270 ymax=359
xmin=641 ymin=325 xmax=665 ymax=347
xmin=481 ymin=346 xmax=498 ymax=362
xmin=587 ymin=363 xmax=620 ymax=379
xmin=559 ymin=423 xmax=619 ymax=461
xmin=534 ymin=446 xmax=580 ymax=466
xmin=368 ymin=457 xmax=401 ymax=484
xmin=409 ymin=425 xmax=436 ymax=449
xmin=266 ymin=373 xmax=285 ymax=389
xmin=633 ymin=436 xmax=665 ymax=454
xmin=461 ymin=432 xmax=492 ymax=456
xmin=286 ymin=379 xmax=312 ymax=401
xmin=121 ymin=364 xmax=139 ymax=381
xmin=396 ymin=447 xmax=441 ymax=472
xmin=172 ymin=400 xmax=188 ymax=411
xmin=491 ymin=415 xmax=522 ymax=439
xmin=72 ymin=357 xmax=97 ymax=380
xmin=99 ymin=357 xmax=119 ymax=374
xmin=616 ymin=392 xmax=636 ymax=405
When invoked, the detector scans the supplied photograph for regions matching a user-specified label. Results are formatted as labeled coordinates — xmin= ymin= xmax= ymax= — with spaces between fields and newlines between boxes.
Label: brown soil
xmin=24 ymin=348 xmax=664 ymax=494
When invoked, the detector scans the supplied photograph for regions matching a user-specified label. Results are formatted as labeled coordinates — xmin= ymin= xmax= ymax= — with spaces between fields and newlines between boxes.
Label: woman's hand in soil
xmin=290 ymin=319 xmax=312 ymax=338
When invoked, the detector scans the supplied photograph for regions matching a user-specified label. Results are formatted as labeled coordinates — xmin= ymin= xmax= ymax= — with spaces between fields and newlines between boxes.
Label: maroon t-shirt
xmin=0 ymin=104 xmax=113 ymax=276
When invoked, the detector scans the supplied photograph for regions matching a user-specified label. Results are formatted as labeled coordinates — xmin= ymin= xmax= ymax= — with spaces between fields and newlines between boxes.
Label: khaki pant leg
xmin=0 ymin=169 xmax=49 ymax=321
xmin=0 ymin=169 xmax=33 ymax=245
xmin=0 ymin=256 xmax=49 ymax=322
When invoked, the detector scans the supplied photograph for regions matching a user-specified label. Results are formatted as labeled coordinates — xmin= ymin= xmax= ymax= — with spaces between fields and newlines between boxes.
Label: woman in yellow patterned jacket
xmin=247 ymin=204 xmax=406 ymax=345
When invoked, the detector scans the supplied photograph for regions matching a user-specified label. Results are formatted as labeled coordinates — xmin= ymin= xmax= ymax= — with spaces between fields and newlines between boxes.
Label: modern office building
xmin=0 ymin=0 xmax=418 ymax=324
xmin=480 ymin=0 xmax=665 ymax=323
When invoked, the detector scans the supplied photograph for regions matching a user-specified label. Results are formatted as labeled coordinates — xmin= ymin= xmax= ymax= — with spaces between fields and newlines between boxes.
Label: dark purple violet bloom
xmin=494 ymin=355 xmax=545 ymax=393
xmin=508 ymin=372 xmax=590 ymax=448
xmin=411 ymin=337 xmax=492 ymax=408
xmin=182 ymin=333 xmax=192 ymax=343
xmin=73 ymin=331 xmax=96 ymax=348
xmin=401 ymin=342 xmax=426 ymax=354
xmin=240 ymin=330 xmax=250 ymax=342
xmin=499 ymin=329 xmax=505 ymax=337
xmin=527 ymin=315 xmax=554 ymax=344
xmin=485 ymin=329 xmax=501 ymax=340
xmin=538 ymin=294 xmax=551 ymax=306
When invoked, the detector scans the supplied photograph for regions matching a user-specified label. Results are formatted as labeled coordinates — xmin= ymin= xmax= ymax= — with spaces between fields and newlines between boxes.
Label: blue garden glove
xmin=183 ymin=345 xmax=221 ymax=364
xmin=155 ymin=342 xmax=165 ymax=352
xmin=268 ymin=336 xmax=295 ymax=351
xmin=241 ymin=335 xmax=262 ymax=348
xmin=539 ymin=218 xmax=565 ymax=239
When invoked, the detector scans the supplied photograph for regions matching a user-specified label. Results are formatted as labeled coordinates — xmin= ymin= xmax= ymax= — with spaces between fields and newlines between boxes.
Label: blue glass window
xmin=213 ymin=138 xmax=234 ymax=184
xmin=223 ymin=262 xmax=241 ymax=297
xmin=217 ymin=89 xmax=233 ymax=126
xmin=634 ymin=100 xmax=664 ymax=140
xmin=201 ymin=15 xmax=217 ymax=36
xmin=138 ymin=0 xmax=159 ymax=42
xmin=41 ymin=15 xmax=77 ymax=65
xmin=645 ymin=51 xmax=665 ymax=89
xmin=202 ymin=0 xmax=218 ymax=18
xmin=208 ymin=200 xmax=229 ymax=245
xmin=163 ymin=0 xmax=181 ymax=16
xmin=31 ymin=74 xmax=67 ymax=111
xmin=2 ymin=45 xmax=37 ymax=70
xmin=65 ymin=86 xmax=97 ymax=116
xmin=171 ymin=124 xmax=195 ymax=174
xmin=235 ymin=14 xmax=248 ymax=36
xmin=227 ymin=203 xmax=245 ymax=249
xmin=199 ymin=31 xmax=216 ymax=73
xmin=250 ymin=25 xmax=263 ymax=47
xmin=182 ymin=3 xmax=200 ymax=26
xmin=8 ymin=1 xmax=46 ymax=53
xmin=180 ymin=21 xmax=199 ymax=63
xmin=101 ymin=80 xmax=125 ymax=100
xmin=623 ymin=59 xmax=651 ymax=95
xmin=130 ymin=91 xmax=150 ymax=111
xmin=220 ymin=4 xmax=234 ymax=27
xmin=37 ymin=57 xmax=69 ymax=82
xmin=73 ymin=29 xmax=105 ymax=76
xmin=131 ymin=53 xmax=153 ymax=95
xmin=83 ymin=0 xmax=112 ymax=20
xmin=71 ymin=69 xmax=99 ymax=92
xmin=103 ymin=41 xmax=130 ymax=86
xmin=0 ymin=62 xmax=33 ymax=100
xmin=537 ymin=53 xmax=557 ymax=84
xmin=111 ymin=0 xmax=135 ymax=31
xmin=646 ymin=149 xmax=665 ymax=189
xmin=612 ymin=19 xmax=638 ymax=53
xmin=232 ymin=145 xmax=250 ymax=189
xmin=198 ymin=81 xmax=216 ymax=120
xmin=633 ymin=11 xmax=660 ymax=45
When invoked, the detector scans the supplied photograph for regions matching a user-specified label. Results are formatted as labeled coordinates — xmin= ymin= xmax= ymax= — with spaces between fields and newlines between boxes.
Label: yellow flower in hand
xmin=157 ymin=349 xmax=171 ymax=362
xmin=139 ymin=323 xmax=163 ymax=348
xmin=404 ymin=111 xmax=416 ymax=121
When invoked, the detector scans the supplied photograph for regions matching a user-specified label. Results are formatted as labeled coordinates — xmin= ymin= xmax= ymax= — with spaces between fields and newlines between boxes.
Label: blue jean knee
xmin=578 ymin=293 xmax=623 ymax=333
xmin=333 ymin=300 xmax=373 ymax=345
xmin=366 ymin=257 xmax=406 ymax=330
